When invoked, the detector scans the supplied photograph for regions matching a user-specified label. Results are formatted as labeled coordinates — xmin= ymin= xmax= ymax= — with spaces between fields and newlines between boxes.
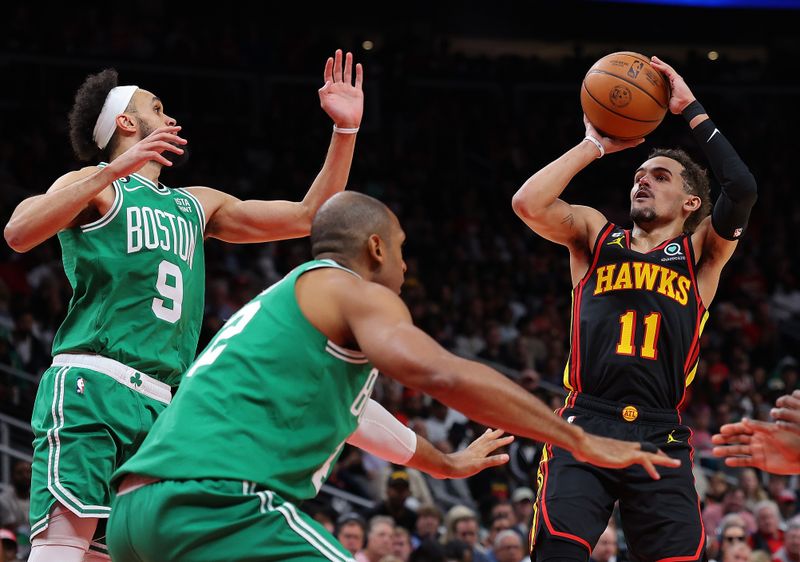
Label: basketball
xmin=580 ymin=52 xmax=670 ymax=140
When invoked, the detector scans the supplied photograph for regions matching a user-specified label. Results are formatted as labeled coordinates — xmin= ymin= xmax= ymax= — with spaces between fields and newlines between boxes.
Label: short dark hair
xmin=648 ymin=148 xmax=711 ymax=233
xmin=68 ymin=69 xmax=135 ymax=162
xmin=310 ymin=192 xmax=394 ymax=259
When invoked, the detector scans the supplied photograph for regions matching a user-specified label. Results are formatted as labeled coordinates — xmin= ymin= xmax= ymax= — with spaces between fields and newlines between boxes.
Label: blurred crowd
xmin=1 ymin=4 xmax=800 ymax=560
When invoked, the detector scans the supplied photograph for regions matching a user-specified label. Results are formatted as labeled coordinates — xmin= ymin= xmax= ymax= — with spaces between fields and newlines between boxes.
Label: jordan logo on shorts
xmin=667 ymin=430 xmax=682 ymax=444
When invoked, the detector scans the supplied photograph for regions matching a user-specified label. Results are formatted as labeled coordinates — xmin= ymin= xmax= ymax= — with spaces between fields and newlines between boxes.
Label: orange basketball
xmin=580 ymin=52 xmax=670 ymax=140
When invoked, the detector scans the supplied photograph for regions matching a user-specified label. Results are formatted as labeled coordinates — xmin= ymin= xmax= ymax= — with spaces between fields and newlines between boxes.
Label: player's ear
xmin=116 ymin=112 xmax=138 ymax=134
xmin=367 ymin=233 xmax=385 ymax=266
xmin=684 ymin=195 xmax=701 ymax=212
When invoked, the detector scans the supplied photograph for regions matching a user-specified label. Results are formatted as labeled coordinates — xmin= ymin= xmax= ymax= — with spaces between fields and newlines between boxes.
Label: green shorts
xmin=29 ymin=359 xmax=170 ymax=543
xmin=107 ymin=478 xmax=355 ymax=562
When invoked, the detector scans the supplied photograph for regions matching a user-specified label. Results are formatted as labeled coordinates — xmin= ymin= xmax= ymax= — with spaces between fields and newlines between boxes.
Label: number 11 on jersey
xmin=616 ymin=311 xmax=661 ymax=360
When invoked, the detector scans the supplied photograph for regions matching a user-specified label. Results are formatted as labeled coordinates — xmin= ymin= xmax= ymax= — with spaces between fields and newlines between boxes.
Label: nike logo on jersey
xmin=707 ymin=128 xmax=720 ymax=143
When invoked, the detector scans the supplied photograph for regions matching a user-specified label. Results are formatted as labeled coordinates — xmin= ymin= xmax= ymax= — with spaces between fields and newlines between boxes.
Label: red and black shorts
xmin=530 ymin=394 xmax=706 ymax=561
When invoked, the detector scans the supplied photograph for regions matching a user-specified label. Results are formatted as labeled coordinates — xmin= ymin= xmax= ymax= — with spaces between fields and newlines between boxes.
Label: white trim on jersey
xmin=325 ymin=341 xmax=369 ymax=364
xmin=43 ymin=367 xmax=112 ymax=527
xmin=80 ymin=181 xmax=123 ymax=232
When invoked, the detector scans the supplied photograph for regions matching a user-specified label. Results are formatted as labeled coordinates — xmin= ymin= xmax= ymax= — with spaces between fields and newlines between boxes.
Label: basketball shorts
xmin=107 ymin=478 xmax=356 ymax=562
xmin=29 ymin=355 xmax=171 ymax=550
xmin=530 ymin=394 xmax=706 ymax=561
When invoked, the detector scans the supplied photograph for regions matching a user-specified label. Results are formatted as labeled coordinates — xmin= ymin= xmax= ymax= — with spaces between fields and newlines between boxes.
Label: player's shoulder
xmin=48 ymin=165 xmax=104 ymax=193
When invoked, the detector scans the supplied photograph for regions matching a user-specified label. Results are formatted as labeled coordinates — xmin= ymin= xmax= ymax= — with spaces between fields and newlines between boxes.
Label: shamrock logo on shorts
xmin=130 ymin=373 xmax=143 ymax=387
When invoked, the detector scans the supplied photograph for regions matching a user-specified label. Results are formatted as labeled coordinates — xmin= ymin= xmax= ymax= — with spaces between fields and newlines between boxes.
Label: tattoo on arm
xmin=561 ymin=213 xmax=575 ymax=229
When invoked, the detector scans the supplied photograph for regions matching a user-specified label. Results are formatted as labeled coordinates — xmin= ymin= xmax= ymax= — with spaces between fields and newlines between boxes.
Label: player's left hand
xmin=650 ymin=56 xmax=696 ymax=115
xmin=583 ymin=115 xmax=644 ymax=154
xmin=712 ymin=418 xmax=800 ymax=475
xmin=440 ymin=428 xmax=513 ymax=479
xmin=319 ymin=49 xmax=364 ymax=129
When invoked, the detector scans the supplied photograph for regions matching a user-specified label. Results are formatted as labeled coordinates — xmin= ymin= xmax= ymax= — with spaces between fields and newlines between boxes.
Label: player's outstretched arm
xmin=712 ymin=418 xmax=800 ymax=475
xmin=190 ymin=49 xmax=364 ymax=244
xmin=4 ymin=126 xmax=186 ymax=252
xmin=346 ymin=398 xmax=513 ymax=479
xmin=339 ymin=279 xmax=680 ymax=479
xmin=511 ymin=117 xmax=638 ymax=255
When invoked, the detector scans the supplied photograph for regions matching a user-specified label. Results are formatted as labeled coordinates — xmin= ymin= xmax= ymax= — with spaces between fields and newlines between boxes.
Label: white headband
xmin=92 ymin=85 xmax=139 ymax=150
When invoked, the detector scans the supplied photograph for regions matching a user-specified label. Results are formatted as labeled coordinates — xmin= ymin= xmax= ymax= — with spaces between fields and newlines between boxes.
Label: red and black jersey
xmin=563 ymin=222 xmax=708 ymax=410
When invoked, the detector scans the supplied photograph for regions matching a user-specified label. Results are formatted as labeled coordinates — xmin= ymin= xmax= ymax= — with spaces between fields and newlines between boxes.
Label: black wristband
xmin=640 ymin=442 xmax=658 ymax=454
xmin=681 ymin=100 xmax=706 ymax=123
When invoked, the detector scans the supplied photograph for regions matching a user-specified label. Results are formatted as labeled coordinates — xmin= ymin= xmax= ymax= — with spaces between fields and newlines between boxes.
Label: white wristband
xmin=333 ymin=125 xmax=359 ymax=135
xmin=583 ymin=135 xmax=605 ymax=158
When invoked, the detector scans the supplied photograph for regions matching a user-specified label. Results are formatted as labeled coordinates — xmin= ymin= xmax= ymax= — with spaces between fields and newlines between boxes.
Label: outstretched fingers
xmin=636 ymin=443 xmax=680 ymax=480
xmin=354 ymin=62 xmax=364 ymax=90
xmin=323 ymin=56 xmax=334 ymax=86
xmin=333 ymin=49 xmax=343 ymax=83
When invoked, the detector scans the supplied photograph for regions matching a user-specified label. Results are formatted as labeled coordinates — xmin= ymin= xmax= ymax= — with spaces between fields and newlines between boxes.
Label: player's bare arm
xmin=652 ymin=56 xmax=757 ymax=306
xmin=188 ymin=49 xmax=364 ymax=243
xmin=346 ymin=398 xmax=513 ymax=479
xmin=4 ymin=126 xmax=186 ymax=252
xmin=511 ymin=118 xmax=640 ymax=283
xmin=328 ymin=274 xmax=679 ymax=479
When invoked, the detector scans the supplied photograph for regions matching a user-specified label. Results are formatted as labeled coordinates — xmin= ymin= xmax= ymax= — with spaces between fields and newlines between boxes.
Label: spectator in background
xmin=510 ymin=487 xmax=535 ymax=538
xmin=357 ymin=515 xmax=395 ymax=562
xmin=589 ymin=526 xmax=617 ymax=562
xmin=370 ymin=469 xmax=419 ymax=532
xmin=377 ymin=465 xmax=434 ymax=511
xmin=492 ymin=529 xmax=525 ymax=562
xmin=710 ymin=517 xmax=749 ymax=562
xmin=0 ymin=460 xmax=31 ymax=533
xmin=413 ymin=504 xmax=443 ymax=547
xmin=446 ymin=506 xmax=490 ymax=562
xmin=749 ymin=500 xmax=784 ymax=555
xmin=703 ymin=488 xmax=757 ymax=536
xmin=773 ymin=518 xmax=800 ymax=562
xmin=392 ymin=526 xmax=413 ymax=562
xmin=336 ymin=512 xmax=367 ymax=557
xmin=739 ymin=468 xmax=768 ymax=512
xmin=484 ymin=513 xmax=513 ymax=560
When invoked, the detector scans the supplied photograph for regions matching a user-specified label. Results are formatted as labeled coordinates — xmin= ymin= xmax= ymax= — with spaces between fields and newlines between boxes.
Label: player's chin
xmin=630 ymin=206 xmax=656 ymax=223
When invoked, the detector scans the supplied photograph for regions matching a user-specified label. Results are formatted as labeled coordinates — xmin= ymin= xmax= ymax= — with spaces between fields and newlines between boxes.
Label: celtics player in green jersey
xmin=106 ymin=191 xmax=679 ymax=562
xmin=4 ymin=49 xmax=363 ymax=561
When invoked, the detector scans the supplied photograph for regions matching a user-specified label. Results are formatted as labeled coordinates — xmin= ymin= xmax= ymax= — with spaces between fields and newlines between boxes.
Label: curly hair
xmin=68 ymin=69 xmax=136 ymax=162
xmin=648 ymin=147 xmax=711 ymax=233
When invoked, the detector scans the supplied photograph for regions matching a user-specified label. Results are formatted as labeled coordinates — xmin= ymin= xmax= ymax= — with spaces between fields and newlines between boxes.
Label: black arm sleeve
xmin=685 ymin=108 xmax=758 ymax=241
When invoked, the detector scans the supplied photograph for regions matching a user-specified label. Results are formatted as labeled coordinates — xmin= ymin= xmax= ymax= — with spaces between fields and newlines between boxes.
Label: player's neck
xmin=630 ymin=222 xmax=683 ymax=252
xmin=109 ymin=149 xmax=162 ymax=184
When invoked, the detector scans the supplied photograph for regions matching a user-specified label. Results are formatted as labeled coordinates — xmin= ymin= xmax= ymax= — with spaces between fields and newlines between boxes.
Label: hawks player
xmin=512 ymin=56 xmax=757 ymax=560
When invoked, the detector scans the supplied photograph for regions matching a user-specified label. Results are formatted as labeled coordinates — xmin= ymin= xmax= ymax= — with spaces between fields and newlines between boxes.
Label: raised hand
xmin=771 ymin=389 xmax=800 ymax=434
xmin=712 ymin=418 xmax=800 ymax=475
xmin=106 ymin=125 xmax=187 ymax=179
xmin=319 ymin=49 xmax=364 ymax=129
xmin=573 ymin=433 xmax=680 ymax=480
xmin=583 ymin=114 xmax=644 ymax=155
xmin=440 ymin=428 xmax=514 ymax=479
xmin=650 ymin=56 xmax=696 ymax=115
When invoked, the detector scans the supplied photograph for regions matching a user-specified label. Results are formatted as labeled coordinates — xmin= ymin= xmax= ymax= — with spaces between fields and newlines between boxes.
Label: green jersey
xmin=115 ymin=259 xmax=378 ymax=502
xmin=52 ymin=163 xmax=206 ymax=386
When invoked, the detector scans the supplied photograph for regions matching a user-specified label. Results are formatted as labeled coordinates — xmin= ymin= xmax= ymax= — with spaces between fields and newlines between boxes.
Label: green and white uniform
xmin=29 ymin=164 xmax=206 ymax=545
xmin=107 ymin=259 xmax=377 ymax=562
